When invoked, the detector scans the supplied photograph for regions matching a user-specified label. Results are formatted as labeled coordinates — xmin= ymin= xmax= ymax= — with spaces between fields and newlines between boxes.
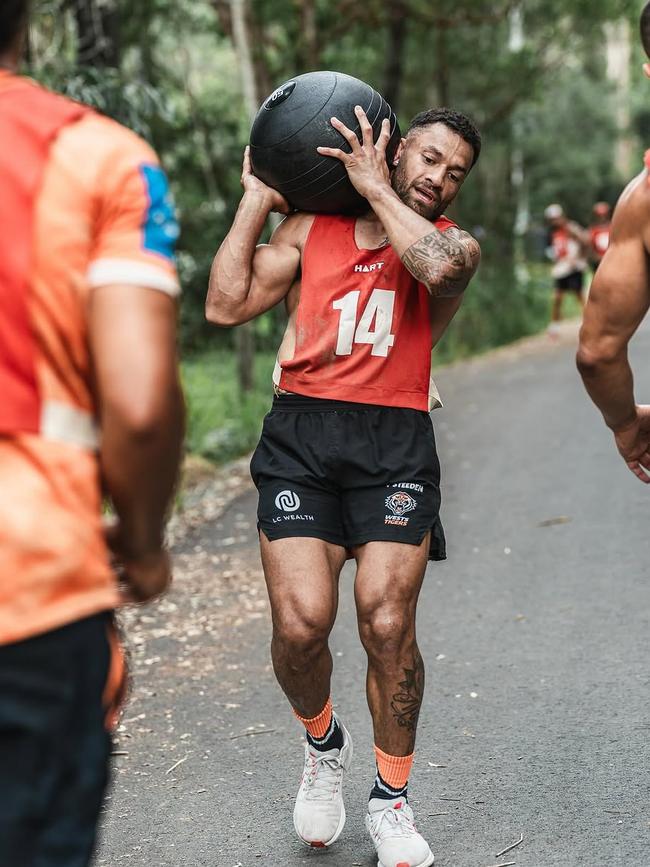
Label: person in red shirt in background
xmin=544 ymin=203 xmax=588 ymax=337
xmin=206 ymin=106 xmax=480 ymax=867
xmin=0 ymin=3 xmax=184 ymax=865
xmin=587 ymin=201 xmax=612 ymax=273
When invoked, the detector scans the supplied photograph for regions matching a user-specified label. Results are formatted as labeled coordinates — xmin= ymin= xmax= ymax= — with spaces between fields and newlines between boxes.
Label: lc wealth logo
xmin=275 ymin=490 xmax=301 ymax=512
xmin=273 ymin=490 xmax=315 ymax=523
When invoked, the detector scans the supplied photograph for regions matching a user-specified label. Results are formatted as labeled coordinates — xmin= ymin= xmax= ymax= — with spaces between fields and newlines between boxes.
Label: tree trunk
xmin=434 ymin=24 xmax=450 ymax=106
xmin=229 ymin=0 xmax=260 ymax=393
xmin=213 ymin=0 xmax=233 ymax=37
xmin=296 ymin=0 xmax=320 ymax=72
xmin=230 ymin=0 xmax=260 ymax=121
xmin=213 ymin=0 xmax=272 ymax=106
xmin=509 ymin=5 xmax=528 ymax=262
xmin=247 ymin=9 xmax=274 ymax=99
xmin=383 ymin=0 xmax=407 ymax=112
xmin=234 ymin=327 xmax=255 ymax=393
xmin=180 ymin=47 xmax=220 ymax=203
xmin=605 ymin=19 xmax=632 ymax=178
xmin=71 ymin=0 xmax=120 ymax=67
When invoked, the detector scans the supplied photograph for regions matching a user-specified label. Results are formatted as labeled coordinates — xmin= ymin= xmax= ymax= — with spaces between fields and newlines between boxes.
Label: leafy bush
xmin=182 ymin=350 xmax=275 ymax=462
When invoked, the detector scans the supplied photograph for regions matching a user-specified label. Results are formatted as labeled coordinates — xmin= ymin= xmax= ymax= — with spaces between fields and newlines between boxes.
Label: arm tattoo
xmin=390 ymin=649 xmax=425 ymax=738
xmin=402 ymin=227 xmax=481 ymax=297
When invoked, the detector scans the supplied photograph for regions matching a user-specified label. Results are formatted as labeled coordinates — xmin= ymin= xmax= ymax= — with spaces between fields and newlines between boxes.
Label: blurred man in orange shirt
xmin=587 ymin=201 xmax=612 ymax=273
xmin=0 ymin=3 xmax=184 ymax=864
xmin=544 ymin=203 xmax=588 ymax=337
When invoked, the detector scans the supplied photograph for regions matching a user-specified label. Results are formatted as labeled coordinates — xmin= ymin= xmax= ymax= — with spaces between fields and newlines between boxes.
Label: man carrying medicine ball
xmin=206 ymin=105 xmax=480 ymax=867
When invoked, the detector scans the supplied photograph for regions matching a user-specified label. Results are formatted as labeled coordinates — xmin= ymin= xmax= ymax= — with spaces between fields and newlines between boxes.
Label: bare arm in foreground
xmin=90 ymin=286 xmax=185 ymax=599
xmin=577 ymin=173 xmax=650 ymax=483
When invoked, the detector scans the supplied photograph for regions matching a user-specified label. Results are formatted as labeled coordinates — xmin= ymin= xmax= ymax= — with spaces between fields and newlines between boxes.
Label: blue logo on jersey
xmin=139 ymin=164 xmax=179 ymax=261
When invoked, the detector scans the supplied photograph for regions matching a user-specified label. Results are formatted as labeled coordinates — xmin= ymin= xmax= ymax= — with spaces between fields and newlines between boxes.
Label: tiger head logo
xmin=385 ymin=491 xmax=417 ymax=516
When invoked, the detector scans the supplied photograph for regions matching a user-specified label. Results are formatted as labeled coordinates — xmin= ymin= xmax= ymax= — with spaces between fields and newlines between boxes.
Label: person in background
xmin=0 ymin=2 xmax=184 ymax=865
xmin=587 ymin=201 xmax=612 ymax=273
xmin=544 ymin=203 xmax=588 ymax=337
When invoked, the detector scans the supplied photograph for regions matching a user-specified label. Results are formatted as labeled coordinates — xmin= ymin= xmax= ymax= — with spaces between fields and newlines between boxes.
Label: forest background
xmin=27 ymin=0 xmax=648 ymax=461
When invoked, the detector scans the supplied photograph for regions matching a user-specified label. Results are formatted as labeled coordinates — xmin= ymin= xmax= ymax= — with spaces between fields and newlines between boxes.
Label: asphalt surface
xmin=98 ymin=322 xmax=650 ymax=867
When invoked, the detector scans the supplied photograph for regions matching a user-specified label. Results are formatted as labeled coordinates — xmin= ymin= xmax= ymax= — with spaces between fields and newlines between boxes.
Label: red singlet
xmin=551 ymin=226 xmax=570 ymax=260
xmin=589 ymin=224 xmax=610 ymax=256
xmin=277 ymin=214 xmax=457 ymax=411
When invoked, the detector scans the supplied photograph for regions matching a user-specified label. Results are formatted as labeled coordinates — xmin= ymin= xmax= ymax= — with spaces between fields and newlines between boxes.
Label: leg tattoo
xmin=390 ymin=649 xmax=425 ymax=734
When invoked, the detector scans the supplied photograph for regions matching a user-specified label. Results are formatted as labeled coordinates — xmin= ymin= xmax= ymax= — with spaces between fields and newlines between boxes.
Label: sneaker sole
xmin=378 ymin=849 xmax=434 ymax=867
xmin=294 ymin=725 xmax=354 ymax=849
xmin=296 ymin=802 xmax=347 ymax=849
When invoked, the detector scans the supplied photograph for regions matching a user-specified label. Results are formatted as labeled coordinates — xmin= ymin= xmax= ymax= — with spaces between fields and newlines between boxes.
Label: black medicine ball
xmin=249 ymin=71 xmax=401 ymax=215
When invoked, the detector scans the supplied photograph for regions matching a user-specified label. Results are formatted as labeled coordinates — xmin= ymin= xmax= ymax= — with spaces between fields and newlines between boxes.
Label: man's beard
xmin=391 ymin=163 xmax=444 ymax=221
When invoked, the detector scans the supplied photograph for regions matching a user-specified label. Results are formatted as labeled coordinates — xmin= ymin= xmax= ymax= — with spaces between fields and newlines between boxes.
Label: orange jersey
xmin=589 ymin=224 xmax=610 ymax=257
xmin=550 ymin=226 xmax=571 ymax=260
xmin=277 ymin=214 xmax=457 ymax=410
xmin=0 ymin=78 xmax=86 ymax=435
xmin=0 ymin=73 xmax=180 ymax=644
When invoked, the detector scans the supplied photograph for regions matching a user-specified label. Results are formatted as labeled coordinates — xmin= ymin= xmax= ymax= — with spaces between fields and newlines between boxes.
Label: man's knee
xmin=272 ymin=609 xmax=332 ymax=661
xmin=358 ymin=604 xmax=415 ymax=659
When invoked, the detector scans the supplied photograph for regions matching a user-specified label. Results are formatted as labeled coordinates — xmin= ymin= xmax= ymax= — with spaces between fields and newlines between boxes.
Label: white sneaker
xmin=292 ymin=720 xmax=353 ymax=848
xmin=366 ymin=797 xmax=434 ymax=867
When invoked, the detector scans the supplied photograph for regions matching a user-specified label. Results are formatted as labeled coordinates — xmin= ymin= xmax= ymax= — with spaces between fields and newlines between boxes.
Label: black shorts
xmin=555 ymin=271 xmax=584 ymax=292
xmin=250 ymin=394 xmax=446 ymax=560
xmin=0 ymin=613 xmax=112 ymax=867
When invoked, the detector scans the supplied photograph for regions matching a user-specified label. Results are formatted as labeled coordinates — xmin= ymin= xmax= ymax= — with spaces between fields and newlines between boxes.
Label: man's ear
xmin=644 ymin=62 xmax=650 ymax=78
xmin=393 ymin=138 xmax=406 ymax=166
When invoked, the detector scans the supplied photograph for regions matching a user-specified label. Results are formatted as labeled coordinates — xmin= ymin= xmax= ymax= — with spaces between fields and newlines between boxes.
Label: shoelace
xmin=304 ymin=752 xmax=343 ymax=801
xmin=369 ymin=805 xmax=417 ymax=840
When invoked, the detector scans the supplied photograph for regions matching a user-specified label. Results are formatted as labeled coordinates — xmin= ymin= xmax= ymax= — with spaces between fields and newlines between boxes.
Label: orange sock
xmin=293 ymin=697 xmax=333 ymax=740
xmin=374 ymin=745 xmax=414 ymax=791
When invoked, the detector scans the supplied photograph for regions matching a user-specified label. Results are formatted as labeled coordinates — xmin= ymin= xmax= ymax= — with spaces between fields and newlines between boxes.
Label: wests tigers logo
xmin=385 ymin=491 xmax=417 ymax=516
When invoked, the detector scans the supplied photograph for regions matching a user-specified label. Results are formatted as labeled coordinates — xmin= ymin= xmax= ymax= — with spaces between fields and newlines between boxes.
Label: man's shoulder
xmin=273 ymin=211 xmax=317 ymax=249
xmin=46 ymin=113 xmax=169 ymax=230
xmin=611 ymin=171 xmax=650 ymax=242
xmin=55 ymin=112 xmax=159 ymax=179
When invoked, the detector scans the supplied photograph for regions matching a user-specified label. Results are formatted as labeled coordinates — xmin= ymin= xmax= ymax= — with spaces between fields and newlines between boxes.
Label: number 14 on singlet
xmin=333 ymin=288 xmax=396 ymax=357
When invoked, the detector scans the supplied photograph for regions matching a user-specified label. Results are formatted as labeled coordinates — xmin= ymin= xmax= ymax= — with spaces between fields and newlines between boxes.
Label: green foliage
xmin=182 ymin=350 xmax=275 ymax=462
xmin=433 ymin=264 xmax=557 ymax=366
xmin=521 ymin=71 xmax=622 ymax=224
xmin=24 ymin=0 xmax=646 ymax=461
xmin=29 ymin=0 xmax=642 ymax=321
xmin=38 ymin=65 xmax=173 ymax=138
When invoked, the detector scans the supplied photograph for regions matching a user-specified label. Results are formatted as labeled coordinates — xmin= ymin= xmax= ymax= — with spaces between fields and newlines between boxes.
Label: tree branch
xmin=413 ymin=0 xmax=518 ymax=29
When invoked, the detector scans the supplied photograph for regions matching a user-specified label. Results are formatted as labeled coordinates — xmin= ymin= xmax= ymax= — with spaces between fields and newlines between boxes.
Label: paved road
xmin=98 ymin=324 xmax=650 ymax=867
